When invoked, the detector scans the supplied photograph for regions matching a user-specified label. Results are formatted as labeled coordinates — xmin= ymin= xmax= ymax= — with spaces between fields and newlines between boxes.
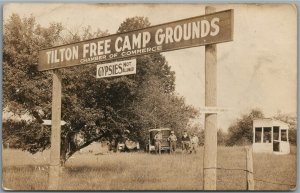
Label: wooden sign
xmin=96 ymin=59 xmax=136 ymax=78
xmin=38 ymin=9 xmax=233 ymax=71
xmin=42 ymin=119 xmax=66 ymax=126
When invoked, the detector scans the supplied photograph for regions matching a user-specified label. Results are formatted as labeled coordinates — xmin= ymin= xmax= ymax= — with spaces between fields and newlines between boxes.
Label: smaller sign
xmin=199 ymin=107 xmax=230 ymax=114
xmin=42 ymin=120 xmax=66 ymax=126
xmin=96 ymin=59 xmax=136 ymax=78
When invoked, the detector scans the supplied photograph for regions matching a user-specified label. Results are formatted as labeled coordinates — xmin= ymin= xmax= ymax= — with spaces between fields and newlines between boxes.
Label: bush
xmin=226 ymin=109 xmax=264 ymax=146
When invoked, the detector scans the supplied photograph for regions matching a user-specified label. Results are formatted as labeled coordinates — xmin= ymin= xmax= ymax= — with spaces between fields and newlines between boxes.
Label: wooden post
xmin=246 ymin=146 xmax=255 ymax=190
xmin=203 ymin=6 xmax=218 ymax=191
xmin=48 ymin=70 xmax=62 ymax=190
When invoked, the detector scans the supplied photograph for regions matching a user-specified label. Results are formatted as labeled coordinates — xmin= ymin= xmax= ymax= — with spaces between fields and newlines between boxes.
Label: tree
xmin=3 ymin=14 xmax=114 ymax=157
xmin=226 ymin=109 xmax=264 ymax=146
xmin=132 ymin=76 xmax=198 ymax=146
xmin=117 ymin=16 xmax=150 ymax=33
xmin=184 ymin=125 xmax=228 ymax=146
xmin=217 ymin=129 xmax=228 ymax=146
xmin=273 ymin=112 xmax=297 ymax=145
xmin=185 ymin=123 xmax=204 ymax=146
xmin=3 ymin=14 xmax=198 ymax=164
xmin=110 ymin=16 xmax=197 ymax=148
xmin=3 ymin=14 xmax=63 ymax=116
xmin=60 ymin=16 xmax=184 ymax=160
xmin=3 ymin=14 xmax=63 ymax=153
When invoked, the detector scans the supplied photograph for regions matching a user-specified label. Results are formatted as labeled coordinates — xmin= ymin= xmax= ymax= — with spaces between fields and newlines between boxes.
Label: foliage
xmin=226 ymin=109 xmax=264 ymax=146
xmin=184 ymin=123 xmax=204 ymax=145
xmin=217 ymin=129 xmax=228 ymax=146
xmin=3 ymin=14 xmax=63 ymax=153
xmin=132 ymin=77 xmax=197 ymax=145
xmin=3 ymin=14 xmax=197 ymax=163
xmin=3 ymin=14 xmax=62 ymax=115
xmin=273 ymin=112 xmax=297 ymax=145
xmin=2 ymin=120 xmax=50 ymax=152
xmin=185 ymin=125 xmax=228 ymax=146
xmin=117 ymin=16 xmax=150 ymax=33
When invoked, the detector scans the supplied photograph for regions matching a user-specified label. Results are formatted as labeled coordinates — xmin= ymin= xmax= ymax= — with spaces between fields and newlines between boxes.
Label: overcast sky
xmin=3 ymin=3 xmax=297 ymax=130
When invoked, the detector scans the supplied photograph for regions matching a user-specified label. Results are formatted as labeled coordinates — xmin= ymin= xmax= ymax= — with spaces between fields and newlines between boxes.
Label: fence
xmin=203 ymin=146 xmax=296 ymax=190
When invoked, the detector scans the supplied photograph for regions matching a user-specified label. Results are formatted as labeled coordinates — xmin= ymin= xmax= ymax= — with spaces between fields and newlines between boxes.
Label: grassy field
xmin=2 ymin=145 xmax=297 ymax=191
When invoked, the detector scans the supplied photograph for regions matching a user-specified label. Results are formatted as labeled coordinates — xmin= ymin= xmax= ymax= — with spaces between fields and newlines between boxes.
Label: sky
xmin=3 ymin=3 xmax=297 ymax=131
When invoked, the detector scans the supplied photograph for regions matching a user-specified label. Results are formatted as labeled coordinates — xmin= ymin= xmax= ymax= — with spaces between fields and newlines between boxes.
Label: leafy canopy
xmin=226 ymin=109 xmax=264 ymax=146
xmin=3 ymin=15 xmax=198 ymax=162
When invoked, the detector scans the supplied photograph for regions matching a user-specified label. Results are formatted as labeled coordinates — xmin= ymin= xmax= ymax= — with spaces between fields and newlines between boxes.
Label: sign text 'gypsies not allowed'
xmin=96 ymin=59 xmax=136 ymax=78
xmin=38 ymin=9 xmax=233 ymax=71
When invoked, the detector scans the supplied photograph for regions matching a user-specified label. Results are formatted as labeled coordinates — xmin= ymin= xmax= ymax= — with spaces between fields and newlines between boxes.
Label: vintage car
xmin=117 ymin=139 xmax=140 ymax=152
xmin=147 ymin=128 xmax=171 ymax=153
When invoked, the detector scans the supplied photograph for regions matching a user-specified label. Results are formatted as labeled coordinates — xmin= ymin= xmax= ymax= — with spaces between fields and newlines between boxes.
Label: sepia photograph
xmin=2 ymin=3 xmax=297 ymax=191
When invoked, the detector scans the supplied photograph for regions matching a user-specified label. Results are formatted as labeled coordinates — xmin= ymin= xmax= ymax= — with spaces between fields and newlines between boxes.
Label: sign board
xmin=38 ymin=9 xmax=233 ymax=71
xmin=199 ymin=107 xmax=230 ymax=114
xmin=42 ymin=120 xmax=66 ymax=126
xmin=96 ymin=59 xmax=136 ymax=78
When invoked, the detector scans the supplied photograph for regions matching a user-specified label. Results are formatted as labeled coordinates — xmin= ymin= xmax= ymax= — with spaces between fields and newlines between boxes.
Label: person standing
xmin=181 ymin=130 xmax=190 ymax=153
xmin=154 ymin=130 xmax=163 ymax=154
xmin=190 ymin=133 xmax=199 ymax=153
xmin=168 ymin=131 xmax=177 ymax=153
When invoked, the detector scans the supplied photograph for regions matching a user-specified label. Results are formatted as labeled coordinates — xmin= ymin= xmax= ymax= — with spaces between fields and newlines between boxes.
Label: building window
xmin=273 ymin=126 xmax=279 ymax=140
xmin=255 ymin=127 xmax=262 ymax=143
xmin=263 ymin=127 xmax=271 ymax=143
xmin=281 ymin=130 xmax=287 ymax=141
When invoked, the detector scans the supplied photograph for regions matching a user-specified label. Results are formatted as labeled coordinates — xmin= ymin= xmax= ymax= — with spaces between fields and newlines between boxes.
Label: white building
xmin=253 ymin=118 xmax=290 ymax=154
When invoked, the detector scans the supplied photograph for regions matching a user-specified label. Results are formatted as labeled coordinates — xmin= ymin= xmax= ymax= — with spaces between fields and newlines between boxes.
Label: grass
xmin=2 ymin=146 xmax=297 ymax=191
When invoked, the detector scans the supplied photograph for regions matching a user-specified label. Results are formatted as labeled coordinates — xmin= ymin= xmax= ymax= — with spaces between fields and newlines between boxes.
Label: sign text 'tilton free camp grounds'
xmin=38 ymin=9 xmax=233 ymax=71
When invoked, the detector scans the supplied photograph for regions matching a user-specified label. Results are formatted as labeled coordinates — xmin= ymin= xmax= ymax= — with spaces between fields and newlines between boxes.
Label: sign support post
xmin=48 ymin=70 xmax=62 ymax=190
xmin=203 ymin=6 xmax=218 ymax=191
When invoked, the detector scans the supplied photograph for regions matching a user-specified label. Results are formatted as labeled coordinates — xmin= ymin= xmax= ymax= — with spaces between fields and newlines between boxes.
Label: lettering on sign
xmin=38 ymin=9 xmax=233 ymax=71
xmin=96 ymin=59 xmax=136 ymax=78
